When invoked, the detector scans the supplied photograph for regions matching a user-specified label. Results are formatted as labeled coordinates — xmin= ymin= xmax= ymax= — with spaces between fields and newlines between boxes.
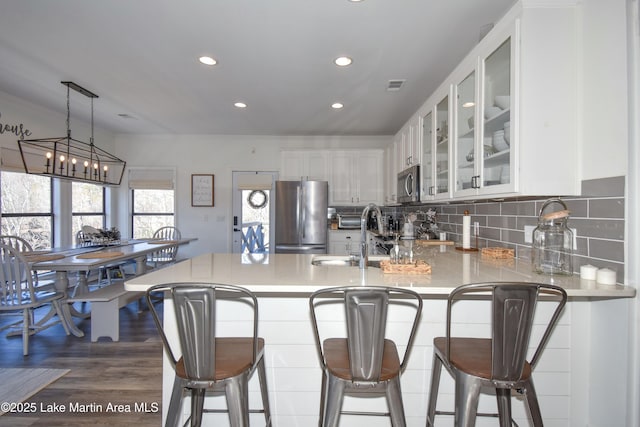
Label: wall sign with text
xmin=191 ymin=174 xmax=214 ymax=207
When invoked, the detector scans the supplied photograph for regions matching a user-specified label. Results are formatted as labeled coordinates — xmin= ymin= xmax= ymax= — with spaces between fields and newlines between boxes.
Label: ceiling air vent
xmin=387 ymin=79 xmax=406 ymax=92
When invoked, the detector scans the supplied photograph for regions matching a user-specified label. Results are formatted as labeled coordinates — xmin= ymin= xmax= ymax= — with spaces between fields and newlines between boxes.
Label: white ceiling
xmin=0 ymin=0 xmax=515 ymax=136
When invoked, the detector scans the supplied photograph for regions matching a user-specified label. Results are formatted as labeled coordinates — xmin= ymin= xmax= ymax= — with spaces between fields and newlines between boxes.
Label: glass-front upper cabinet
xmin=435 ymin=95 xmax=449 ymax=197
xmin=455 ymin=70 xmax=476 ymax=193
xmin=481 ymin=37 xmax=512 ymax=191
xmin=421 ymin=111 xmax=433 ymax=200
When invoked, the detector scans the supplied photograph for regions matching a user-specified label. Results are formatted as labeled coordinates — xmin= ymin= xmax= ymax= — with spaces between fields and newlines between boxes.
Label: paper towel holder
xmin=456 ymin=210 xmax=479 ymax=252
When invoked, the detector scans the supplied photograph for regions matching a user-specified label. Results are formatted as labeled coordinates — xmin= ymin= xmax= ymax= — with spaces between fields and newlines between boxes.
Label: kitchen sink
xmin=311 ymin=255 xmax=387 ymax=268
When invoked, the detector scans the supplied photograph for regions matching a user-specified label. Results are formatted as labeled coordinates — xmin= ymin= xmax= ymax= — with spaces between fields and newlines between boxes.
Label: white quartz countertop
xmin=125 ymin=248 xmax=635 ymax=299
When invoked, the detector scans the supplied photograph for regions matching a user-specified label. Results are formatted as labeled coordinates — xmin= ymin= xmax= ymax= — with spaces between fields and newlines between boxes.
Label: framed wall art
xmin=191 ymin=174 xmax=214 ymax=207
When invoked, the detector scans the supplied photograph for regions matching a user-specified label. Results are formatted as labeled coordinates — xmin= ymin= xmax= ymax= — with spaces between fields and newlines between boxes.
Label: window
xmin=128 ymin=168 xmax=176 ymax=239
xmin=132 ymin=189 xmax=175 ymax=238
xmin=72 ymin=182 xmax=105 ymax=241
xmin=0 ymin=171 xmax=53 ymax=250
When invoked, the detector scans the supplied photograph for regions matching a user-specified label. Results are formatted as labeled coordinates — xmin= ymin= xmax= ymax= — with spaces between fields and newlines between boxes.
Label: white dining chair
xmin=0 ymin=243 xmax=70 ymax=355
xmin=147 ymin=226 xmax=182 ymax=269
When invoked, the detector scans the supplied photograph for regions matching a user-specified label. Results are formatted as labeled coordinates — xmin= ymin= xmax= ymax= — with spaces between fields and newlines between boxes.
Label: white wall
xmin=113 ymin=134 xmax=389 ymax=259
xmin=0 ymin=90 xmax=115 ymax=152
xmin=579 ymin=1 xmax=638 ymax=426
xmin=580 ymin=0 xmax=629 ymax=180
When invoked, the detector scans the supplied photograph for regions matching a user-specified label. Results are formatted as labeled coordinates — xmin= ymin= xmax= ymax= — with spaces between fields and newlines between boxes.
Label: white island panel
xmin=125 ymin=251 xmax=633 ymax=426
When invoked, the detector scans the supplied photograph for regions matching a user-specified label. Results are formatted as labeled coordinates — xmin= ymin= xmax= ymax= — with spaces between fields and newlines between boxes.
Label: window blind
xmin=128 ymin=168 xmax=175 ymax=190
xmin=237 ymin=172 xmax=273 ymax=191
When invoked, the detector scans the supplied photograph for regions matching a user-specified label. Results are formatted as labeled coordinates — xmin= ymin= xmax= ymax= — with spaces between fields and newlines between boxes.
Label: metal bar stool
xmin=426 ymin=282 xmax=567 ymax=427
xmin=146 ymin=282 xmax=271 ymax=427
xmin=309 ymin=286 xmax=423 ymax=427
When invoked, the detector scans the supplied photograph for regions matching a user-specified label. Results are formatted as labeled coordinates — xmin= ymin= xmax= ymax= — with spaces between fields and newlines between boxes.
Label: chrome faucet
xmin=360 ymin=203 xmax=384 ymax=269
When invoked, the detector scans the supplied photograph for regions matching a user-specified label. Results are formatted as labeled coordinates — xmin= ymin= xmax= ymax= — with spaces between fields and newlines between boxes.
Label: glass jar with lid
xmin=532 ymin=198 xmax=574 ymax=275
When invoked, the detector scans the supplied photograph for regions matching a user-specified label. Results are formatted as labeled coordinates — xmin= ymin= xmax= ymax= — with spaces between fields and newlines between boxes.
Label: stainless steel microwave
xmin=397 ymin=165 xmax=420 ymax=204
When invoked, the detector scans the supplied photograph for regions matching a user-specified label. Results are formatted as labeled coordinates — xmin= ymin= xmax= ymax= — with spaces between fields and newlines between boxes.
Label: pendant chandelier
xmin=17 ymin=81 xmax=126 ymax=186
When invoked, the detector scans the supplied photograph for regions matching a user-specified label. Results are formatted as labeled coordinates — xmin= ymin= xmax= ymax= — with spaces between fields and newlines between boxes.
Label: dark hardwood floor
xmin=0 ymin=299 xmax=163 ymax=426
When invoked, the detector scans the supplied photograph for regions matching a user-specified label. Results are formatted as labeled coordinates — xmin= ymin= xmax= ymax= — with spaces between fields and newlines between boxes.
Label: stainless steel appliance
xmin=275 ymin=180 xmax=328 ymax=254
xmin=397 ymin=165 xmax=420 ymax=204
xmin=337 ymin=214 xmax=361 ymax=229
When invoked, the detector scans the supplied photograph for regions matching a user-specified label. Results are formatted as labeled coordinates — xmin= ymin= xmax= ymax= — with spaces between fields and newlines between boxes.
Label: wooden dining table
xmin=28 ymin=238 xmax=195 ymax=337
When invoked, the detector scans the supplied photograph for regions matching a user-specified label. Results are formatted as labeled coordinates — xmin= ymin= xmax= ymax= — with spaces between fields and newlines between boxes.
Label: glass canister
xmin=532 ymin=198 xmax=574 ymax=275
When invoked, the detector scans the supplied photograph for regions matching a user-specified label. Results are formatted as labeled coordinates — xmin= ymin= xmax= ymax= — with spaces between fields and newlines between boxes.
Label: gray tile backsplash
xmin=581 ymin=176 xmax=625 ymax=197
xmin=384 ymin=176 xmax=627 ymax=283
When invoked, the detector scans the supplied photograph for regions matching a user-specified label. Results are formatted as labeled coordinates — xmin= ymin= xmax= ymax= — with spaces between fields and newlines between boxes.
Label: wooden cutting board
xmin=414 ymin=239 xmax=454 ymax=246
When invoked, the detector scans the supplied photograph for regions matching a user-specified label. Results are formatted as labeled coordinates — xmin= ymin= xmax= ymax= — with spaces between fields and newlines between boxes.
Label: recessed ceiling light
xmin=331 ymin=103 xmax=344 ymax=109
xmin=462 ymin=102 xmax=475 ymax=108
xmin=334 ymin=56 xmax=353 ymax=67
xmin=199 ymin=56 xmax=217 ymax=66
xmin=234 ymin=102 xmax=247 ymax=108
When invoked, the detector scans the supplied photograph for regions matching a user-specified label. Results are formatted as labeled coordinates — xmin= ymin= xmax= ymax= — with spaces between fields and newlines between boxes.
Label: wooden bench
xmin=68 ymin=283 xmax=144 ymax=342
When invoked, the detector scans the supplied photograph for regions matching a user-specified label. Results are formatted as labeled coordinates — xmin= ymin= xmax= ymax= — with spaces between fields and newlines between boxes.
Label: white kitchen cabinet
xmin=392 ymin=2 xmax=579 ymax=202
xmin=434 ymin=94 xmax=451 ymax=199
xmin=452 ymin=29 xmax=515 ymax=198
xmin=420 ymin=110 xmax=435 ymax=201
xmin=400 ymin=120 xmax=420 ymax=170
xmin=418 ymin=87 xmax=453 ymax=201
xmin=328 ymin=229 xmax=359 ymax=255
xmin=329 ymin=150 xmax=383 ymax=206
xmin=280 ymin=150 xmax=329 ymax=181
xmin=385 ymin=118 xmax=422 ymax=204
xmin=384 ymin=140 xmax=399 ymax=205
xmin=415 ymin=83 xmax=453 ymax=202
xmin=328 ymin=229 xmax=379 ymax=255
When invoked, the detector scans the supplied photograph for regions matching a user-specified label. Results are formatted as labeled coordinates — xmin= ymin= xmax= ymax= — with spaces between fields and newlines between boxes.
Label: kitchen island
xmin=125 ymin=249 xmax=635 ymax=426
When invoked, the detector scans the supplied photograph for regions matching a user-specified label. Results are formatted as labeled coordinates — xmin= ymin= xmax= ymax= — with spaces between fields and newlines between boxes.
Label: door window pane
xmin=241 ymin=189 xmax=270 ymax=253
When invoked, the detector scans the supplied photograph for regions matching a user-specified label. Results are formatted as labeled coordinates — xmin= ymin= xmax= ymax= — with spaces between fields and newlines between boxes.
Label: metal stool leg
xmin=190 ymin=389 xmax=206 ymax=427
xmin=256 ymin=355 xmax=272 ymax=426
xmin=322 ymin=374 xmax=345 ymax=427
xmin=318 ymin=371 xmax=327 ymax=427
xmin=496 ymin=388 xmax=512 ymax=427
xmin=225 ymin=375 xmax=250 ymax=427
xmin=455 ymin=372 xmax=481 ymax=427
xmin=426 ymin=353 xmax=443 ymax=426
xmin=524 ymin=379 xmax=544 ymax=427
xmin=386 ymin=376 xmax=407 ymax=427
xmin=166 ymin=376 xmax=185 ymax=427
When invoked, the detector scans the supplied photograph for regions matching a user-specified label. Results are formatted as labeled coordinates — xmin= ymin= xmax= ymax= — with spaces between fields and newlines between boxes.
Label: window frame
xmin=0 ymin=171 xmax=54 ymax=247
xmin=71 ymin=181 xmax=106 ymax=239
xmin=130 ymin=188 xmax=176 ymax=238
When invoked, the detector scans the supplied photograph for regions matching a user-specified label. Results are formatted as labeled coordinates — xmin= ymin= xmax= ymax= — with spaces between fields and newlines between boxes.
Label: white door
xmin=231 ymin=171 xmax=278 ymax=254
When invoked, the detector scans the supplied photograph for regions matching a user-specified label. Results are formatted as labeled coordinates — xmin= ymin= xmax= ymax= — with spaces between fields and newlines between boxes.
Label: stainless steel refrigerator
xmin=275 ymin=180 xmax=328 ymax=254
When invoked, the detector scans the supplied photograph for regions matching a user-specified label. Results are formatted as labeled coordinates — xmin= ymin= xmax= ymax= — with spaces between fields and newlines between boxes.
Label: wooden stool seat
xmin=433 ymin=337 xmax=532 ymax=380
xmin=176 ymin=337 xmax=265 ymax=381
xmin=324 ymin=337 xmax=401 ymax=382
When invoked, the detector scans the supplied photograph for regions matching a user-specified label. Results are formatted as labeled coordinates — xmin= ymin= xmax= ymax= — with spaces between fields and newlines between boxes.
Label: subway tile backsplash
xmin=376 ymin=176 xmax=627 ymax=283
